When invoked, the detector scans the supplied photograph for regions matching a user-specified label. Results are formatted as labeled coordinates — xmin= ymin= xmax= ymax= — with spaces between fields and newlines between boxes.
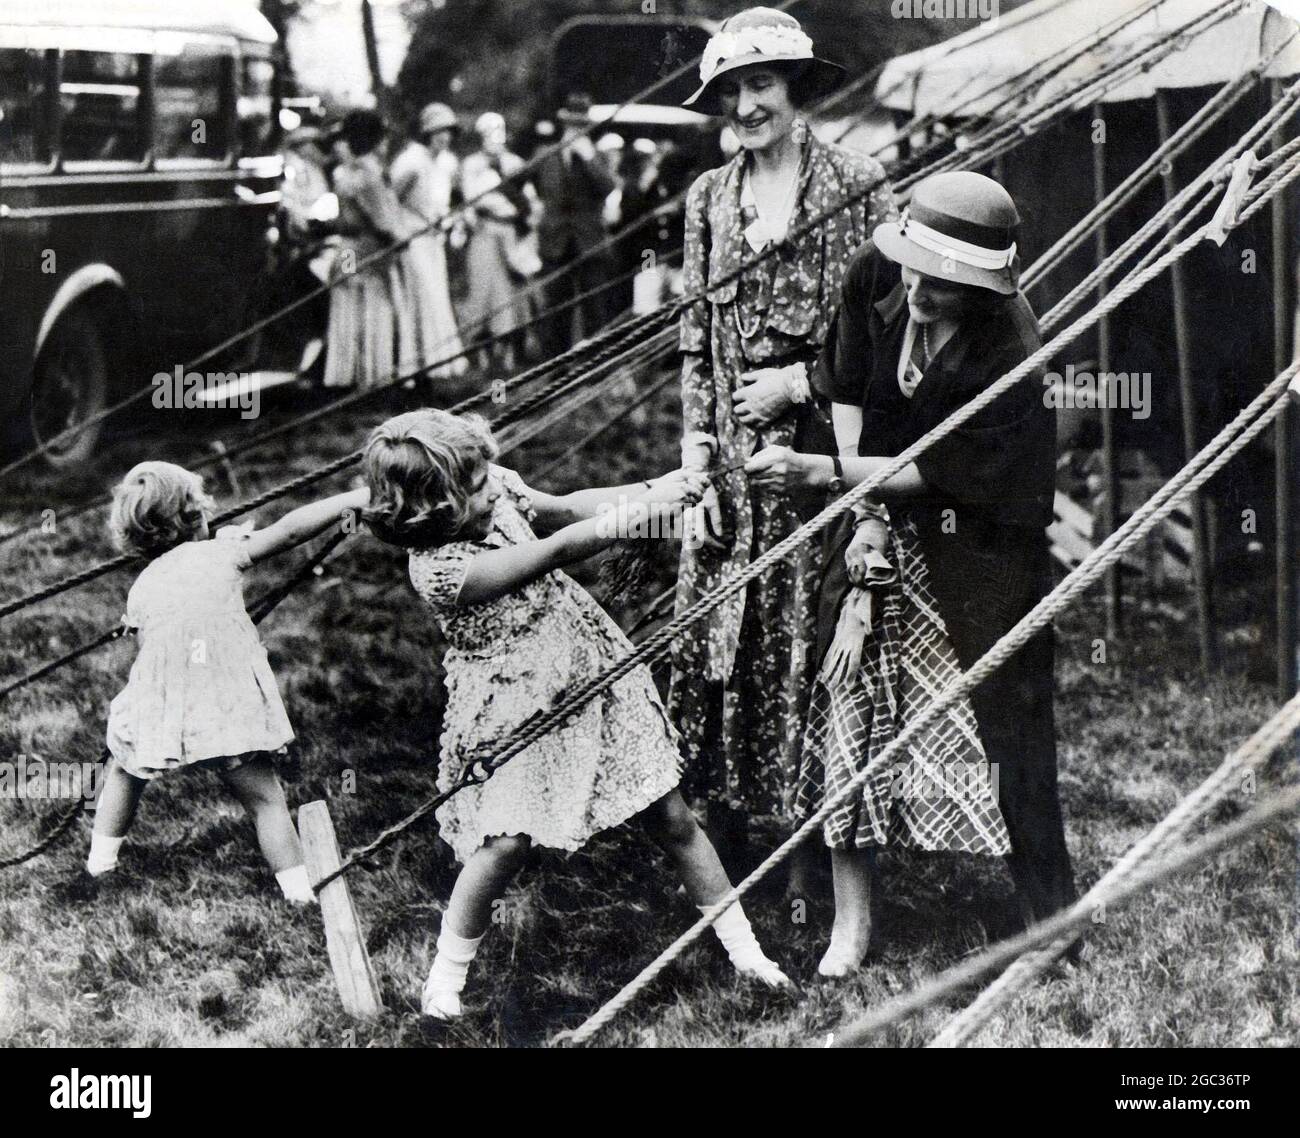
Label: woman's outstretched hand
xmin=744 ymin=445 xmax=822 ymax=493
xmin=731 ymin=367 xmax=794 ymax=427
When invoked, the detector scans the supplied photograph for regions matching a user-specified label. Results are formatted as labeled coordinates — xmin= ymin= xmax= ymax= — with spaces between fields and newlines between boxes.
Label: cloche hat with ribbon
xmin=873 ymin=171 xmax=1022 ymax=296
xmin=683 ymin=7 xmax=844 ymax=116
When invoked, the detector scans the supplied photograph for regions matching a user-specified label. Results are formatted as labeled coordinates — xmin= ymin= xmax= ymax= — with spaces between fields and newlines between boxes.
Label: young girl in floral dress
xmin=362 ymin=409 xmax=790 ymax=1018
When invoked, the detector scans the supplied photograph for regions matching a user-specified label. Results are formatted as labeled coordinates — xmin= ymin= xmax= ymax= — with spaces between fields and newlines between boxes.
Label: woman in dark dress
xmin=746 ymin=171 xmax=1077 ymax=936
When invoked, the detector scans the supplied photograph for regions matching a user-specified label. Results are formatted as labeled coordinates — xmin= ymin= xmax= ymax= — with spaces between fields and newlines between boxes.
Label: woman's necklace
xmin=735 ymin=143 xmax=805 ymax=342
xmin=922 ymin=323 xmax=931 ymax=367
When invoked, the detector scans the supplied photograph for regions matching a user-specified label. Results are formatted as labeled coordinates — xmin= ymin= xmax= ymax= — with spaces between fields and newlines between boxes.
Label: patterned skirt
xmin=795 ymin=519 xmax=1010 ymax=854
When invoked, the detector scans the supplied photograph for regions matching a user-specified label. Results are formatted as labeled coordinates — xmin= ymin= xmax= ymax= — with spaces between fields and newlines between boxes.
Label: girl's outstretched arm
xmin=520 ymin=469 xmax=697 ymax=533
xmin=457 ymin=472 xmax=705 ymax=606
xmin=242 ymin=488 xmax=370 ymax=564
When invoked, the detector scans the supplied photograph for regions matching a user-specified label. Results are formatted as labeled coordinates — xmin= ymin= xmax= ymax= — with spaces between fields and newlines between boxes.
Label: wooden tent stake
xmin=299 ymin=800 xmax=383 ymax=1019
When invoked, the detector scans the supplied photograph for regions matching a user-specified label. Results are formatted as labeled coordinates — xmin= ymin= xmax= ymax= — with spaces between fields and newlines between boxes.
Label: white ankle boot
xmin=704 ymin=903 xmax=792 ymax=989
xmin=421 ymin=924 xmax=483 ymax=1020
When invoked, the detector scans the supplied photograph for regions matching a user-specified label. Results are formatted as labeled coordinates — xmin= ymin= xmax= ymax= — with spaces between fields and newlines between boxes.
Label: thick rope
xmin=0 ymin=624 xmax=132 ymax=703
xmin=925 ymin=695 xmax=1300 ymax=1046
xmin=0 ymin=0 xmax=799 ymax=483
xmin=311 ymin=141 xmax=1261 ymax=898
xmin=1041 ymin=74 xmax=1300 ymax=330
xmin=827 ymin=700 xmax=1300 ymax=1046
xmin=557 ymin=330 xmax=1300 ymax=1047
xmin=531 ymin=369 xmax=679 ymax=484
xmin=1022 ymin=70 xmax=1260 ymax=291
xmin=0 ymin=0 xmax=1214 ymax=588
xmin=0 ymin=335 xmax=668 ymax=705
xmin=491 ymin=333 xmax=679 ymax=454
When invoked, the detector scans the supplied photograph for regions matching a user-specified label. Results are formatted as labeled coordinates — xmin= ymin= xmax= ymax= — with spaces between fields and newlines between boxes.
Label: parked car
xmin=0 ymin=0 xmax=282 ymax=466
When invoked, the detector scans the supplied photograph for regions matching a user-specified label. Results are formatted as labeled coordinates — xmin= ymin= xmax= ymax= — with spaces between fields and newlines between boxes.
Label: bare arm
xmin=521 ymin=468 xmax=704 ymax=533
xmin=458 ymin=469 xmax=707 ymax=603
xmin=527 ymin=481 xmax=651 ymax=531
xmin=830 ymin=454 xmax=927 ymax=499
xmin=745 ymin=448 xmax=926 ymax=500
xmin=455 ymin=513 xmax=620 ymax=605
xmin=242 ymin=488 xmax=369 ymax=564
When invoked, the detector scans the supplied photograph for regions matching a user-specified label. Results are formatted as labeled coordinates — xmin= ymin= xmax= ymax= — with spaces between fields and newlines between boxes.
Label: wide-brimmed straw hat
xmin=418 ymin=102 xmax=459 ymax=137
xmin=873 ymin=171 xmax=1022 ymax=296
xmin=683 ymin=7 xmax=844 ymax=116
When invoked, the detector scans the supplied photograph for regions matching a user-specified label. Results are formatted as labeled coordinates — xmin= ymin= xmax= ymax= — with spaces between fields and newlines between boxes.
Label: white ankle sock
xmin=276 ymin=865 xmax=315 ymax=904
xmin=86 ymin=834 xmax=124 ymax=877
xmin=422 ymin=922 xmax=484 ymax=1019
xmin=703 ymin=902 xmax=790 ymax=987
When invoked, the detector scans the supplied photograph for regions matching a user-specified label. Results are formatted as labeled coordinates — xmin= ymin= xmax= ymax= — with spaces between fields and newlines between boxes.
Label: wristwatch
xmin=827 ymin=454 xmax=846 ymax=497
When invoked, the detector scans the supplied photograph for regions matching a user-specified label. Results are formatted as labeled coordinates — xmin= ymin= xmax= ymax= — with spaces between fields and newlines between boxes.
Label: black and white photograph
xmin=0 ymin=0 xmax=1298 ymax=1082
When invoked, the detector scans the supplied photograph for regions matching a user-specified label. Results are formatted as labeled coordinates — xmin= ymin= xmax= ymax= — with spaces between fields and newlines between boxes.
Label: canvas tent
xmin=871 ymin=0 xmax=1300 ymax=690
xmin=876 ymin=0 xmax=1300 ymax=117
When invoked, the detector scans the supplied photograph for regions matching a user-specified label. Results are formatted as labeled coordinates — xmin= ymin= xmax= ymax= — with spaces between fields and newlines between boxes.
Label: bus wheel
xmin=29 ymin=308 xmax=109 ymax=468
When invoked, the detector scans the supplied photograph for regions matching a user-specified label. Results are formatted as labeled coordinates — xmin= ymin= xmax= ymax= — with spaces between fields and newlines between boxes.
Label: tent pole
xmin=1092 ymin=103 xmax=1121 ymax=639
xmin=1156 ymin=89 xmax=1217 ymax=671
xmin=1271 ymin=79 xmax=1298 ymax=700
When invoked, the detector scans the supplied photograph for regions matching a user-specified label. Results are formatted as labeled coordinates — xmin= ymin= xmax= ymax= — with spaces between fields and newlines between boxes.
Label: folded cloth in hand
xmin=859 ymin=547 xmax=897 ymax=587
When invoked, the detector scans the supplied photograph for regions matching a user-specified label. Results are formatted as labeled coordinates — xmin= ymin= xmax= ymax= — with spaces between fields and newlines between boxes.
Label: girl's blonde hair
xmin=363 ymin=409 xmax=498 ymax=548
xmin=109 ymin=461 xmax=216 ymax=556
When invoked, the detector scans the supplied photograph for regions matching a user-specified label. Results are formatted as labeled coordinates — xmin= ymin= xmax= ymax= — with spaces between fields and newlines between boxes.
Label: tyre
xmin=28 ymin=306 xmax=109 ymax=469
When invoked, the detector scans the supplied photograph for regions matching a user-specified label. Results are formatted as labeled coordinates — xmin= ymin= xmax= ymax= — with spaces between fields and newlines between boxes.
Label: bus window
xmin=60 ymin=50 xmax=144 ymax=164
xmin=0 ymin=48 xmax=50 ymax=167
xmin=155 ymin=44 xmax=229 ymax=162
xmin=239 ymin=56 xmax=276 ymax=157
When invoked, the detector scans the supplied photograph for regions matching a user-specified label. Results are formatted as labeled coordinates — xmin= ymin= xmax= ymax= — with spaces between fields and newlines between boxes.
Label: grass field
xmin=0 ymin=371 xmax=1296 ymax=1048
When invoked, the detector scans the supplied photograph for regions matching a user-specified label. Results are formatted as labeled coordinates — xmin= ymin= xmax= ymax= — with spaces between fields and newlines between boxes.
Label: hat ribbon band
xmin=900 ymin=208 xmax=1016 ymax=271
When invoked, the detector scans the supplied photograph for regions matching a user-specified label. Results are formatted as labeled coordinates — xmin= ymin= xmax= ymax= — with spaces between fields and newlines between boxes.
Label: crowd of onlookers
xmin=276 ymin=94 xmax=716 ymax=390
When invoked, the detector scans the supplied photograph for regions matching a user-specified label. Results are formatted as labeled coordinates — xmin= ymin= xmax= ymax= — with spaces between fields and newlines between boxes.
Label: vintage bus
xmin=0 ymin=0 xmax=282 ymax=466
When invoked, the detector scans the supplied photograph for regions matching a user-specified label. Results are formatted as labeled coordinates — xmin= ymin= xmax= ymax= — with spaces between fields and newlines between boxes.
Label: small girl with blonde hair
xmin=363 ymin=408 xmax=790 ymax=1018
xmin=85 ymin=461 xmax=367 ymax=902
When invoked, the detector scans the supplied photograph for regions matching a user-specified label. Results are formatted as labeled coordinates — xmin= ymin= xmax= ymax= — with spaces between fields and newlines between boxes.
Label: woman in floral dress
xmin=323 ymin=109 xmax=418 ymax=390
xmin=669 ymin=8 xmax=897 ymax=841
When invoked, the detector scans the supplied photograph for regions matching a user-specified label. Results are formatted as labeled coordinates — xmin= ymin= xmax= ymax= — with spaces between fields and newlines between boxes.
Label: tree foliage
xmin=393 ymin=0 xmax=1009 ymax=132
